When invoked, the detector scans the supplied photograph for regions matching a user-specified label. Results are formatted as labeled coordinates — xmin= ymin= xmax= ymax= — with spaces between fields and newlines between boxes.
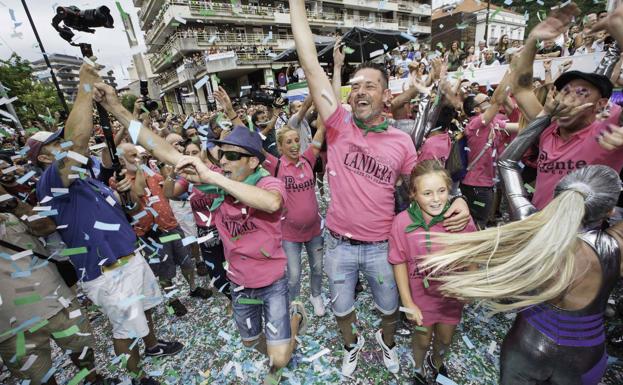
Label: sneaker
xmin=341 ymin=336 xmax=365 ymax=377
xmin=309 ymin=295 xmax=325 ymax=317
xmin=375 ymin=329 xmax=399 ymax=374
xmin=413 ymin=371 xmax=428 ymax=385
xmin=145 ymin=340 xmax=184 ymax=357
xmin=168 ymin=299 xmax=188 ymax=316
xmin=290 ymin=300 xmax=308 ymax=335
xmin=196 ymin=261 xmax=209 ymax=276
xmin=426 ymin=353 xmax=448 ymax=377
xmin=190 ymin=287 xmax=212 ymax=299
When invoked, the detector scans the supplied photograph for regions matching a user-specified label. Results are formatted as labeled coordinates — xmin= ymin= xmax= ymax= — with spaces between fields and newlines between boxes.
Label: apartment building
xmin=31 ymin=54 xmax=118 ymax=104
xmin=133 ymin=0 xmax=432 ymax=113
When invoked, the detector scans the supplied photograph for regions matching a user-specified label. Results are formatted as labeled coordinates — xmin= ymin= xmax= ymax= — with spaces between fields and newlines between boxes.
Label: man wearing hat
xmin=90 ymin=79 xmax=308 ymax=384
xmin=34 ymin=64 xmax=182 ymax=385
xmin=508 ymin=2 xmax=623 ymax=209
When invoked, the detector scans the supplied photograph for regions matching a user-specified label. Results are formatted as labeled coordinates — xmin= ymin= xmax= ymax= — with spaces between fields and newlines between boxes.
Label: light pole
xmin=21 ymin=0 xmax=70 ymax=117
xmin=484 ymin=0 xmax=491 ymax=46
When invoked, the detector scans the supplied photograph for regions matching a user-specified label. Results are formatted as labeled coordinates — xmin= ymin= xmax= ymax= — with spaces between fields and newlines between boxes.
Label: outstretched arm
xmin=289 ymin=0 xmax=337 ymax=122
xmin=332 ymin=37 xmax=345 ymax=99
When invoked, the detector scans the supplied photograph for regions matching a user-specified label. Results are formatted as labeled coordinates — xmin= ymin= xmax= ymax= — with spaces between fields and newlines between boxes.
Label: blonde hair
xmin=276 ymin=126 xmax=299 ymax=154
xmin=420 ymin=165 xmax=620 ymax=314
xmin=409 ymin=159 xmax=452 ymax=194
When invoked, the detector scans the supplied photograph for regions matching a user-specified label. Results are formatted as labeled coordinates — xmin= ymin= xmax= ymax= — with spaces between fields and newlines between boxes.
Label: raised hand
xmin=598 ymin=124 xmax=623 ymax=151
xmin=333 ymin=36 xmax=345 ymax=68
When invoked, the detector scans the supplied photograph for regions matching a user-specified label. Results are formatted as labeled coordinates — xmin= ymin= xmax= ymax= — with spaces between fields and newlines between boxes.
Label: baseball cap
xmin=554 ymin=70 xmax=613 ymax=98
xmin=26 ymin=128 xmax=64 ymax=165
xmin=210 ymin=125 xmax=265 ymax=162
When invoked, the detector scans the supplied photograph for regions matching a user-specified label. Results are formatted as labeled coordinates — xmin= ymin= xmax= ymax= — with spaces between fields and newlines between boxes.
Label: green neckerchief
xmin=195 ymin=167 xmax=270 ymax=211
xmin=405 ymin=201 xmax=450 ymax=252
xmin=353 ymin=117 xmax=389 ymax=136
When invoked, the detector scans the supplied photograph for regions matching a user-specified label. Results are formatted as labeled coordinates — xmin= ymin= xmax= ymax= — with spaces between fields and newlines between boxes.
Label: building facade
xmin=432 ymin=0 xmax=524 ymax=50
xmin=31 ymin=54 xmax=118 ymax=104
xmin=133 ymin=0 xmax=433 ymax=114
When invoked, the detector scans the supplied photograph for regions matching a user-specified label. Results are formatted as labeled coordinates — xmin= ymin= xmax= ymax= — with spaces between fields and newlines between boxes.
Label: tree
xmin=0 ymin=53 xmax=64 ymax=130
xmin=489 ymin=0 xmax=600 ymax=36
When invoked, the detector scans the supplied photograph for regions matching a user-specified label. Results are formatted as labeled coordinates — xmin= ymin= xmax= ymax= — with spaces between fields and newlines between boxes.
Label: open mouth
xmin=223 ymin=171 xmax=232 ymax=178
xmin=356 ymin=100 xmax=370 ymax=107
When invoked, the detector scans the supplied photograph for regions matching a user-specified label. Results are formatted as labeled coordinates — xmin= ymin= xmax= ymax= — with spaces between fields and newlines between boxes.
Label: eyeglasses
xmin=218 ymin=150 xmax=253 ymax=161
xmin=561 ymin=85 xmax=591 ymax=98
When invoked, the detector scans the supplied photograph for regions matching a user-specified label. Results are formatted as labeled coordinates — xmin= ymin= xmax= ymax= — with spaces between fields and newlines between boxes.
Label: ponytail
xmin=421 ymin=189 xmax=586 ymax=313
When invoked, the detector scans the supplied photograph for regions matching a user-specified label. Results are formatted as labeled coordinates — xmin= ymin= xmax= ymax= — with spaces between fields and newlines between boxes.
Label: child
xmin=388 ymin=160 xmax=476 ymax=384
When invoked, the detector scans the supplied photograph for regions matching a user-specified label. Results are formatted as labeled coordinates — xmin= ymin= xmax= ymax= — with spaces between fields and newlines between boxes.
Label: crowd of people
xmin=2 ymin=2 xmax=623 ymax=385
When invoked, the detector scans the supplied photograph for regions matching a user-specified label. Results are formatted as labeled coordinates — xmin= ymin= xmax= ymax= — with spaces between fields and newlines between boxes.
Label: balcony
xmin=343 ymin=15 xmax=399 ymax=30
xmin=139 ymin=0 xmax=166 ymax=26
xmin=397 ymin=1 xmax=431 ymax=16
xmin=144 ymin=0 xmax=343 ymax=45
xmin=342 ymin=0 xmax=399 ymax=12
xmin=410 ymin=24 xmax=431 ymax=35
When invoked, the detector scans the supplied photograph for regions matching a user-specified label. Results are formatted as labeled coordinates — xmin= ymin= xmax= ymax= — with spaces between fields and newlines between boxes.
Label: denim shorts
xmin=323 ymin=231 xmax=398 ymax=317
xmin=230 ymin=275 xmax=291 ymax=346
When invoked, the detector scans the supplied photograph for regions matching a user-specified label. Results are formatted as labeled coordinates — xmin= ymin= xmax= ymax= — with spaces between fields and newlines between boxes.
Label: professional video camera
xmin=251 ymin=87 xmax=287 ymax=107
xmin=52 ymin=6 xmax=113 ymax=45
xmin=140 ymin=80 xmax=159 ymax=112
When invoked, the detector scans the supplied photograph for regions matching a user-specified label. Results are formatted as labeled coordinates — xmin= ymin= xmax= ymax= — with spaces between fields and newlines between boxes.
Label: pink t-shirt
xmin=325 ymin=106 xmax=418 ymax=241
xmin=419 ymin=132 xmax=451 ymax=164
xmin=461 ymin=114 xmax=508 ymax=187
xmin=388 ymin=210 xmax=477 ymax=326
xmin=203 ymin=176 xmax=288 ymax=288
xmin=263 ymin=148 xmax=321 ymax=242
xmin=533 ymin=109 xmax=623 ymax=209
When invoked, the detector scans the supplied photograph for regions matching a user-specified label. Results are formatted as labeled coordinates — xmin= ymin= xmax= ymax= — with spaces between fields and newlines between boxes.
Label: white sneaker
xmin=310 ymin=295 xmax=326 ymax=316
xmin=375 ymin=329 xmax=399 ymax=374
xmin=341 ymin=335 xmax=364 ymax=377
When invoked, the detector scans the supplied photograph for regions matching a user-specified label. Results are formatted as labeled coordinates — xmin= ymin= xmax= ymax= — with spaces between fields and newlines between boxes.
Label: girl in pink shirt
xmin=389 ymin=160 xmax=476 ymax=384
xmin=262 ymin=122 xmax=326 ymax=316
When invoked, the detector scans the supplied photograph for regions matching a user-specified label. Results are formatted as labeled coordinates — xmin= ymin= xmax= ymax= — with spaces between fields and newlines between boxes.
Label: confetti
xmin=14 ymin=293 xmax=41 ymax=306
xmin=473 ymin=201 xmax=486 ymax=207
xmin=302 ymin=348 xmax=330 ymax=362
xmin=456 ymin=22 xmax=469 ymax=30
xmin=52 ymin=325 xmax=80 ymax=338
xmin=94 ymin=221 xmax=121 ymax=231
xmin=60 ymin=247 xmax=88 ymax=256
xmin=67 ymin=151 xmax=88 ymax=165
xmin=160 ymin=233 xmax=182 ymax=243
xmin=237 ymin=298 xmax=263 ymax=305
xmin=16 ymin=170 xmax=36 ymax=185
xmin=67 ymin=368 xmax=90 ymax=385
xmin=436 ymin=374 xmax=459 ymax=385
xmin=129 ymin=120 xmax=142 ymax=144
xmin=462 ymin=335 xmax=475 ymax=349
xmin=524 ymin=183 xmax=535 ymax=193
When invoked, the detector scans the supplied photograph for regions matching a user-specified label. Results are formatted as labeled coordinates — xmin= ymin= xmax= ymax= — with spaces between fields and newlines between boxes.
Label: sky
xmin=0 ymin=0 xmax=145 ymax=87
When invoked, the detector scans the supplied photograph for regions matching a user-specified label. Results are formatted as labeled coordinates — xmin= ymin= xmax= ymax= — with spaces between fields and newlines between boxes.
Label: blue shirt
xmin=36 ymin=162 xmax=137 ymax=282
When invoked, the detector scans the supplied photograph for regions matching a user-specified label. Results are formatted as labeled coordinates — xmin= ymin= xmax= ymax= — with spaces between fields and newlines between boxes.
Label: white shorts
xmin=169 ymin=199 xmax=198 ymax=238
xmin=81 ymin=253 xmax=162 ymax=339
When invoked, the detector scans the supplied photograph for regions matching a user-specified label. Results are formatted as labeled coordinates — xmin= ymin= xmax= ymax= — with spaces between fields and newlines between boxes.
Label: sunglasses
xmin=218 ymin=150 xmax=253 ymax=161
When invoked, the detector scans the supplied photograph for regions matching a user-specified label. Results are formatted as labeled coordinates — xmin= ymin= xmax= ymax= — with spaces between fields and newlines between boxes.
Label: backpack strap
xmin=274 ymin=158 xmax=282 ymax=177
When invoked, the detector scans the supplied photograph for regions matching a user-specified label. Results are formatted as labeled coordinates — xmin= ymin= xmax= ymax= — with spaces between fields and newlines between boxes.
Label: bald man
xmin=112 ymin=143 xmax=212 ymax=317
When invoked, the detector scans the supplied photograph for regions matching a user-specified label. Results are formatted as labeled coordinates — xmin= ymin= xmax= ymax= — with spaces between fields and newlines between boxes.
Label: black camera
xmin=140 ymin=80 xmax=159 ymax=112
xmin=52 ymin=6 xmax=113 ymax=44
xmin=251 ymin=87 xmax=286 ymax=107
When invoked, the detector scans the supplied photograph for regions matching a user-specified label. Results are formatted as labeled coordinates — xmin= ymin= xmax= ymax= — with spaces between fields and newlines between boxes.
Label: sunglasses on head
xmin=218 ymin=150 xmax=253 ymax=161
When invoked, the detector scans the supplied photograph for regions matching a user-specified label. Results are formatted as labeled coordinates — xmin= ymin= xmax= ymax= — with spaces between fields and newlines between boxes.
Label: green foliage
xmin=121 ymin=93 xmax=139 ymax=112
xmin=489 ymin=0 xmax=602 ymax=35
xmin=0 ymin=53 xmax=64 ymax=127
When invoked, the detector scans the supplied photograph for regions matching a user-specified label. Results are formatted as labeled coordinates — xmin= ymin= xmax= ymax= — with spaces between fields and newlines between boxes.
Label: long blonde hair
xmin=421 ymin=165 xmax=620 ymax=313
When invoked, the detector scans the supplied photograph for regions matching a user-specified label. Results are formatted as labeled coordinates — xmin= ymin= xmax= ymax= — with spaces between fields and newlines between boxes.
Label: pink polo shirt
xmin=419 ymin=132 xmax=451 ymax=164
xmin=389 ymin=210 xmax=477 ymax=325
xmin=461 ymin=114 xmax=508 ymax=187
xmin=206 ymin=176 xmax=288 ymax=288
xmin=263 ymin=148 xmax=321 ymax=242
xmin=532 ymin=108 xmax=623 ymax=210
xmin=177 ymin=177 xmax=212 ymax=227
xmin=325 ymin=105 xmax=418 ymax=241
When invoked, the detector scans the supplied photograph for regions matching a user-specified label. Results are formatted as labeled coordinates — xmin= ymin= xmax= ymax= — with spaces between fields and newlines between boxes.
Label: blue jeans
xmin=323 ymin=231 xmax=398 ymax=317
xmin=230 ymin=275 xmax=291 ymax=346
xmin=282 ymin=235 xmax=324 ymax=302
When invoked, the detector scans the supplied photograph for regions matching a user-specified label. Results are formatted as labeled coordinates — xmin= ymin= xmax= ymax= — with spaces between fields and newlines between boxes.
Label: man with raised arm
xmin=288 ymin=0 xmax=471 ymax=378
xmin=34 ymin=64 xmax=182 ymax=385
xmin=509 ymin=2 xmax=623 ymax=210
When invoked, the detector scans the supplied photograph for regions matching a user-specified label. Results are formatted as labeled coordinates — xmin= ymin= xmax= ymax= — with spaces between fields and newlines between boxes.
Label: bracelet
xmin=311 ymin=140 xmax=322 ymax=149
xmin=449 ymin=194 xmax=465 ymax=205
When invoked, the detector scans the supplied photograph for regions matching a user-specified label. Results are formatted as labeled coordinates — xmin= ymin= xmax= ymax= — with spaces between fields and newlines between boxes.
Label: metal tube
xmin=21 ymin=0 xmax=70 ymax=116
